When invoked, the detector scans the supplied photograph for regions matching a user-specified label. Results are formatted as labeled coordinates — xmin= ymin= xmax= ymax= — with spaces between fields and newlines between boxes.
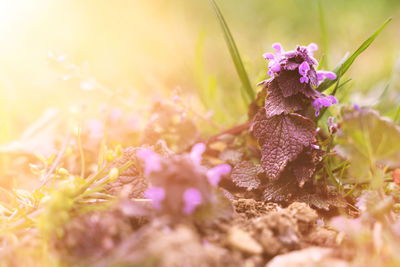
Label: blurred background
xmin=0 ymin=0 xmax=399 ymax=184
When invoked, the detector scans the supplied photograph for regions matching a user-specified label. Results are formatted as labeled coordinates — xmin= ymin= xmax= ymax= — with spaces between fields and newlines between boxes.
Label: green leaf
xmin=336 ymin=108 xmax=400 ymax=183
xmin=209 ymin=0 xmax=255 ymax=103
xmin=394 ymin=105 xmax=400 ymax=124
xmin=317 ymin=18 xmax=391 ymax=92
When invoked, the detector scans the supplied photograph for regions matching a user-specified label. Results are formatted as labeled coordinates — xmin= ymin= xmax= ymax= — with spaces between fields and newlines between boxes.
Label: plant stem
xmin=36 ymin=132 xmax=72 ymax=190
xmin=207 ymin=121 xmax=251 ymax=142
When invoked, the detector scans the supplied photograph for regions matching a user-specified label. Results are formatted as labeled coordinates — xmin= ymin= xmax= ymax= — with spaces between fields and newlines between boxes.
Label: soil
xmin=56 ymin=197 xmax=345 ymax=267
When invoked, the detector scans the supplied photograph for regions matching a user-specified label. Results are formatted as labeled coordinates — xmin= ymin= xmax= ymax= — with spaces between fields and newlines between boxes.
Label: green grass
xmin=317 ymin=17 xmax=392 ymax=92
xmin=209 ymin=0 xmax=255 ymax=104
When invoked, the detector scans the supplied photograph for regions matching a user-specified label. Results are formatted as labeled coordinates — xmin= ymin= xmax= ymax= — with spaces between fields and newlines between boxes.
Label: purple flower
xmin=262 ymin=42 xmax=340 ymax=118
xmin=312 ymin=95 xmax=338 ymax=116
xmin=316 ymin=70 xmax=337 ymax=84
xmin=182 ymin=188 xmax=203 ymax=214
xmin=298 ymin=62 xmax=310 ymax=76
xmin=190 ymin=143 xmax=206 ymax=165
xmin=206 ymin=164 xmax=231 ymax=186
xmin=272 ymin=42 xmax=284 ymax=54
xmin=353 ymin=104 xmax=360 ymax=111
xmin=263 ymin=53 xmax=274 ymax=60
xmin=263 ymin=43 xmax=325 ymax=88
xmin=299 ymin=76 xmax=309 ymax=84
xmin=298 ymin=61 xmax=310 ymax=84
xmin=268 ymin=61 xmax=282 ymax=73
xmin=136 ymin=148 xmax=162 ymax=175
xmin=144 ymin=187 xmax=165 ymax=210
xmin=263 ymin=43 xmax=284 ymax=77
xmin=328 ymin=95 xmax=338 ymax=104
xmin=307 ymin=43 xmax=318 ymax=56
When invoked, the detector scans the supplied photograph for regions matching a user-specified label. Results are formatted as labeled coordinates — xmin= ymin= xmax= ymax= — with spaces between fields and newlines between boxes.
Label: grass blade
xmin=209 ymin=0 xmax=255 ymax=103
xmin=317 ymin=17 xmax=391 ymax=92
xmin=394 ymin=105 xmax=400 ymax=124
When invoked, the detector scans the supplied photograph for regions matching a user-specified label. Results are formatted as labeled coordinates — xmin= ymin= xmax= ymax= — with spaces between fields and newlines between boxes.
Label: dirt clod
xmin=227 ymin=226 xmax=263 ymax=255
xmin=266 ymin=246 xmax=348 ymax=267
xmin=287 ymin=202 xmax=318 ymax=233
xmin=233 ymin=201 xmax=337 ymax=257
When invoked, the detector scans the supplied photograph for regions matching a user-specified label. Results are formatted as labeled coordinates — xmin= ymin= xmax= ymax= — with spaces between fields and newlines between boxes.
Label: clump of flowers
xmin=261 ymin=43 xmax=337 ymax=116
xmin=251 ymin=43 xmax=337 ymax=186
xmin=137 ymin=143 xmax=231 ymax=217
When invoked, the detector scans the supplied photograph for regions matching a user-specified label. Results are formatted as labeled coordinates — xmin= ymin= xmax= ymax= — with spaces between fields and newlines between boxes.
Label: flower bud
xmin=105 ymin=150 xmax=115 ymax=162
xmin=108 ymin=168 xmax=119 ymax=182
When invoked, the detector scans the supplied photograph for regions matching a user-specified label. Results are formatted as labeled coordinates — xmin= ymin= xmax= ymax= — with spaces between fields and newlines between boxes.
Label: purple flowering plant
xmin=137 ymin=144 xmax=231 ymax=216
xmin=261 ymin=43 xmax=337 ymax=116
xmin=251 ymin=43 xmax=337 ymax=186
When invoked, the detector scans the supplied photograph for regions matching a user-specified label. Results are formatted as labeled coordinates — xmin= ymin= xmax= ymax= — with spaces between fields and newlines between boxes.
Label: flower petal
xmin=327 ymin=95 xmax=338 ymax=104
xmin=263 ymin=53 xmax=275 ymax=60
xmin=183 ymin=188 xmax=202 ymax=214
xmin=324 ymin=72 xmax=337 ymax=80
xmin=298 ymin=61 xmax=310 ymax=76
xmin=206 ymin=164 xmax=231 ymax=186
xmin=269 ymin=62 xmax=282 ymax=72
xmin=307 ymin=43 xmax=318 ymax=52
xmin=136 ymin=149 xmax=162 ymax=175
xmin=144 ymin=187 xmax=165 ymax=210
xmin=190 ymin=143 xmax=206 ymax=165
xmin=312 ymin=95 xmax=338 ymax=117
xmin=316 ymin=71 xmax=337 ymax=81
xmin=300 ymin=76 xmax=309 ymax=84
xmin=272 ymin=43 xmax=283 ymax=54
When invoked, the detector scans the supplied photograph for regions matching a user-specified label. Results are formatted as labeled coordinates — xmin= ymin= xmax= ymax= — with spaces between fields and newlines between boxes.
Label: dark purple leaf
xmin=263 ymin=176 xmax=347 ymax=210
xmin=251 ymin=111 xmax=315 ymax=180
xmin=276 ymin=69 xmax=320 ymax=98
xmin=263 ymin=176 xmax=298 ymax=202
xmin=301 ymin=84 xmax=324 ymax=99
xmin=104 ymin=147 xmax=149 ymax=198
xmin=264 ymin=79 xmax=307 ymax=117
xmin=231 ymin=160 xmax=263 ymax=191
xmin=276 ymin=70 xmax=307 ymax=97
xmin=290 ymin=146 xmax=324 ymax=187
